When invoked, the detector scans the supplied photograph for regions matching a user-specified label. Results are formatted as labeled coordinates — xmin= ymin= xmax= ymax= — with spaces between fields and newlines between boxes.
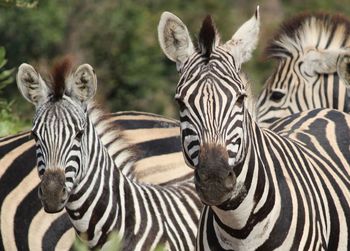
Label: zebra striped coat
xmin=0 ymin=111 xmax=186 ymax=250
xmin=158 ymin=8 xmax=350 ymax=250
xmin=256 ymin=12 xmax=350 ymax=126
xmin=15 ymin=61 xmax=200 ymax=250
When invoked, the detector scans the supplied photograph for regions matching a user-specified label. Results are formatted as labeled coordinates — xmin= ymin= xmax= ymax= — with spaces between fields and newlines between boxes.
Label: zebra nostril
xmin=195 ymin=170 xmax=201 ymax=182
xmin=224 ymin=171 xmax=235 ymax=189
xmin=61 ymin=187 xmax=68 ymax=201
xmin=38 ymin=186 xmax=43 ymax=199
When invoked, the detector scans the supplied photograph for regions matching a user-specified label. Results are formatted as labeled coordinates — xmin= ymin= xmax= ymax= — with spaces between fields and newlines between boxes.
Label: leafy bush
xmin=0 ymin=47 xmax=29 ymax=136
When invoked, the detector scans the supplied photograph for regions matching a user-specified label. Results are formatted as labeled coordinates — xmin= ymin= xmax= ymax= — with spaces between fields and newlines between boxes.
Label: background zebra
xmin=16 ymin=60 xmax=201 ymax=250
xmin=256 ymin=12 xmax=350 ymax=126
xmin=158 ymin=8 xmax=350 ymax=250
xmin=0 ymin=110 xmax=187 ymax=250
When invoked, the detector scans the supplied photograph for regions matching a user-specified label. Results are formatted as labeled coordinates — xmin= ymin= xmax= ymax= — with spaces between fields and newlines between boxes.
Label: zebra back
xmin=256 ymin=12 xmax=350 ymax=126
xmin=0 ymin=110 xmax=185 ymax=250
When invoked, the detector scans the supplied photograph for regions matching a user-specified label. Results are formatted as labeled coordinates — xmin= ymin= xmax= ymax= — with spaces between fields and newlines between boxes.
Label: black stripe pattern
xmin=256 ymin=13 xmax=350 ymax=126
xmin=171 ymin=13 xmax=350 ymax=250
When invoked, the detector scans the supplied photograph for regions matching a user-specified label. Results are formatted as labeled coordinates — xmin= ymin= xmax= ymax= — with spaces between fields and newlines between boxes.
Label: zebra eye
xmin=31 ymin=131 xmax=39 ymax=141
xmin=176 ymin=98 xmax=187 ymax=110
xmin=270 ymin=91 xmax=285 ymax=102
xmin=236 ymin=93 xmax=246 ymax=105
xmin=75 ymin=130 xmax=84 ymax=141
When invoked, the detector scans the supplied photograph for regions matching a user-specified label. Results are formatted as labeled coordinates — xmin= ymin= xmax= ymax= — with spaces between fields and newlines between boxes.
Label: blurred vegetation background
xmin=0 ymin=0 xmax=350 ymax=136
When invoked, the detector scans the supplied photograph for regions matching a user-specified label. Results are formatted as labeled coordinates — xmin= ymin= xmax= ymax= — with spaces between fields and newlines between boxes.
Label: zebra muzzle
xmin=39 ymin=169 xmax=68 ymax=213
xmin=195 ymin=144 xmax=236 ymax=206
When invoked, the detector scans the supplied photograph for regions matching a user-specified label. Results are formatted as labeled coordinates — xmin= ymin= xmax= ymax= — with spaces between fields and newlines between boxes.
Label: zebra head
xmin=158 ymin=8 xmax=260 ymax=205
xmin=256 ymin=13 xmax=350 ymax=127
xmin=17 ymin=61 xmax=97 ymax=213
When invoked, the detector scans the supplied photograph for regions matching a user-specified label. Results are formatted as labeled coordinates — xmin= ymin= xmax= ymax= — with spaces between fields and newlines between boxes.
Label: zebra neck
xmin=65 ymin=118 xmax=133 ymax=247
xmin=209 ymin=112 xmax=280 ymax=244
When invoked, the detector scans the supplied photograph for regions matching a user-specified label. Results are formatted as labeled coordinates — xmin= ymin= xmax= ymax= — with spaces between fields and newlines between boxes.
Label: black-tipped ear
xmin=224 ymin=6 xmax=260 ymax=65
xmin=67 ymin=64 xmax=97 ymax=103
xmin=198 ymin=15 xmax=217 ymax=59
xmin=17 ymin=63 xmax=50 ymax=106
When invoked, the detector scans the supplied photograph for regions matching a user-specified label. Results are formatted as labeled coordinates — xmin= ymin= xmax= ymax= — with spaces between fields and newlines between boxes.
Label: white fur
xmin=158 ymin=11 xmax=195 ymax=71
xmin=17 ymin=63 xmax=50 ymax=106
xmin=337 ymin=53 xmax=350 ymax=86
xmin=224 ymin=6 xmax=260 ymax=66
xmin=301 ymin=49 xmax=349 ymax=76
xmin=67 ymin=64 xmax=97 ymax=103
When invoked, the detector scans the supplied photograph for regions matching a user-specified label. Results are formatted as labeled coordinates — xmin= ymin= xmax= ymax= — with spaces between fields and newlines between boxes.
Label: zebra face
xmin=17 ymin=61 xmax=97 ymax=213
xmin=256 ymin=54 xmax=350 ymax=126
xmin=256 ymin=13 xmax=350 ymax=126
xmin=32 ymin=100 xmax=86 ymax=212
xmin=158 ymin=8 xmax=260 ymax=205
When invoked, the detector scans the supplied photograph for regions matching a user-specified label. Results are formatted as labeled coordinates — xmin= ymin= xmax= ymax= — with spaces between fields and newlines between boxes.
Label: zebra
xmin=0 ymin=110 xmax=186 ymax=250
xmin=158 ymin=7 xmax=350 ymax=250
xmin=15 ymin=60 xmax=201 ymax=250
xmin=256 ymin=12 xmax=350 ymax=127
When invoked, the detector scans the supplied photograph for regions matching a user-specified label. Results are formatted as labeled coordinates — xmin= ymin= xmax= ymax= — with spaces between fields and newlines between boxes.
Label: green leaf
xmin=0 ymin=47 xmax=5 ymax=62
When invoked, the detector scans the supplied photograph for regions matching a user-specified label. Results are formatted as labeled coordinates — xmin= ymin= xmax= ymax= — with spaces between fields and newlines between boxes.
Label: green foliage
xmin=0 ymin=0 xmax=37 ymax=8
xmin=0 ymin=0 xmax=349 ymax=136
xmin=0 ymin=47 xmax=29 ymax=136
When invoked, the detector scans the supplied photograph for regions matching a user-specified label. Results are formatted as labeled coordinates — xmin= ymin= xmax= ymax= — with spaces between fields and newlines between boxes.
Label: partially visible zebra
xmin=158 ymin=8 xmax=350 ymax=250
xmin=16 ymin=60 xmax=201 ymax=250
xmin=256 ymin=12 xmax=350 ymax=126
xmin=0 ymin=110 xmax=186 ymax=250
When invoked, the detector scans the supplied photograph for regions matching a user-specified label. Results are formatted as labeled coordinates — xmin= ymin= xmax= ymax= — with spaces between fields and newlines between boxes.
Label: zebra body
xmin=0 ymin=111 xmax=186 ymax=250
xmin=256 ymin=12 xmax=350 ymax=126
xmin=197 ymin=108 xmax=350 ymax=250
xmin=16 ymin=62 xmax=200 ymax=250
xmin=158 ymin=8 xmax=350 ymax=250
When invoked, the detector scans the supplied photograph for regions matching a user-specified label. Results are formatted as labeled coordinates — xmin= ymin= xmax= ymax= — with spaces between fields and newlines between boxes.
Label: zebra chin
xmin=38 ymin=168 xmax=69 ymax=214
xmin=41 ymin=200 xmax=66 ymax=213
xmin=195 ymin=180 xmax=235 ymax=206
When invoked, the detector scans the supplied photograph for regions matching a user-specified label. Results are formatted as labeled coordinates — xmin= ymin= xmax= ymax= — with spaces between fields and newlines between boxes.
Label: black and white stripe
xmin=158 ymin=9 xmax=350 ymax=250
xmin=16 ymin=62 xmax=200 ymax=250
xmin=256 ymin=13 xmax=350 ymax=126
xmin=0 ymin=109 xmax=189 ymax=250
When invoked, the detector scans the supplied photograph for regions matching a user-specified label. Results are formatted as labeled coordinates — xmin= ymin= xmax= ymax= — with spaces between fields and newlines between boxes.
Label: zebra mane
xmin=50 ymin=56 xmax=74 ymax=100
xmin=266 ymin=12 xmax=350 ymax=58
xmin=198 ymin=15 xmax=219 ymax=59
xmin=239 ymin=72 xmax=257 ymax=120
xmin=87 ymin=103 xmax=138 ymax=166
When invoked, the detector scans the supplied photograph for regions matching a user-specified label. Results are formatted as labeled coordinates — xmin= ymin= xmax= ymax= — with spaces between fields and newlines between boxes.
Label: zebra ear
xmin=301 ymin=49 xmax=347 ymax=76
xmin=337 ymin=54 xmax=350 ymax=86
xmin=158 ymin=11 xmax=195 ymax=71
xmin=68 ymin=64 xmax=97 ymax=103
xmin=224 ymin=6 xmax=260 ymax=66
xmin=17 ymin=63 xmax=50 ymax=106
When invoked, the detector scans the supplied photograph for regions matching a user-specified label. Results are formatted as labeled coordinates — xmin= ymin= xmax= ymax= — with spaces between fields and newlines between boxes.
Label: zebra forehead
xmin=33 ymin=99 xmax=86 ymax=129
xmin=266 ymin=12 xmax=350 ymax=58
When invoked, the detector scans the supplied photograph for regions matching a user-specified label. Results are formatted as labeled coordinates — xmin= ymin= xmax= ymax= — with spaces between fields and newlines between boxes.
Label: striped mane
xmin=50 ymin=58 xmax=138 ymax=167
xmin=266 ymin=12 xmax=350 ymax=58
